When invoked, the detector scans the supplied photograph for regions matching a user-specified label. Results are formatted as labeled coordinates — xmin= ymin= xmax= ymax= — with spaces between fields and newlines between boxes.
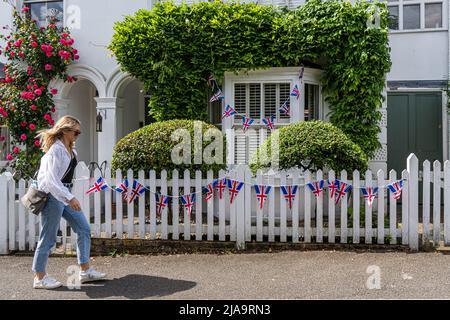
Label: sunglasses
xmin=70 ymin=129 xmax=81 ymax=136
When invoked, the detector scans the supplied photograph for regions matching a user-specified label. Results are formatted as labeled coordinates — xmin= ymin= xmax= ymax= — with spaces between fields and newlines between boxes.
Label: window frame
xmin=388 ymin=0 xmax=446 ymax=33
xmin=24 ymin=0 xmax=65 ymax=28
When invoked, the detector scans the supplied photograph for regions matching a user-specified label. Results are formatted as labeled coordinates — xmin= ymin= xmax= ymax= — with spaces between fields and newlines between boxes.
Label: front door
xmin=387 ymin=92 xmax=443 ymax=174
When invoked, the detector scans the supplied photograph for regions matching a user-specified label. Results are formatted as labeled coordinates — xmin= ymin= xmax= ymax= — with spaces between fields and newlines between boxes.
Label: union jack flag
xmin=115 ymin=179 xmax=129 ymax=200
xmin=279 ymin=100 xmax=290 ymax=115
xmin=335 ymin=182 xmax=352 ymax=205
xmin=155 ymin=193 xmax=169 ymax=215
xmin=222 ymin=104 xmax=236 ymax=119
xmin=361 ymin=187 xmax=379 ymax=208
xmin=128 ymin=180 xmax=146 ymax=203
xmin=327 ymin=179 xmax=340 ymax=199
xmin=203 ymin=180 xmax=218 ymax=201
xmin=181 ymin=193 xmax=196 ymax=216
xmin=242 ymin=116 xmax=254 ymax=132
xmin=227 ymin=179 xmax=244 ymax=204
xmin=306 ymin=180 xmax=325 ymax=198
xmin=387 ymin=180 xmax=404 ymax=200
xmin=280 ymin=185 xmax=298 ymax=209
xmin=290 ymin=84 xmax=300 ymax=99
xmin=254 ymin=185 xmax=272 ymax=209
xmin=215 ymin=178 xmax=227 ymax=200
xmin=86 ymin=177 xmax=108 ymax=195
xmin=262 ymin=115 xmax=276 ymax=131
xmin=210 ymin=89 xmax=224 ymax=102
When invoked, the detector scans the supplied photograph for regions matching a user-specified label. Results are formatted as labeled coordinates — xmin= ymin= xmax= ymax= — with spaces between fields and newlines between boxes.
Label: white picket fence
xmin=1 ymin=153 xmax=449 ymax=254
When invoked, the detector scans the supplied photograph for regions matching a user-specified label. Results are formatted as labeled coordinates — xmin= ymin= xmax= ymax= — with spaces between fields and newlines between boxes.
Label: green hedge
xmin=250 ymin=120 xmax=368 ymax=173
xmin=111 ymin=120 xmax=227 ymax=177
xmin=109 ymin=0 xmax=391 ymax=158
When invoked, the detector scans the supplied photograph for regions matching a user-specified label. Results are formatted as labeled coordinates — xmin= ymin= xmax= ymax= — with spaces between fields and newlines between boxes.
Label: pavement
xmin=1 ymin=251 xmax=450 ymax=300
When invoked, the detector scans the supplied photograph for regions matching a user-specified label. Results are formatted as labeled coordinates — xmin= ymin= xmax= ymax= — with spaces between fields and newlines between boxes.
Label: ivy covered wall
xmin=109 ymin=0 xmax=391 ymax=158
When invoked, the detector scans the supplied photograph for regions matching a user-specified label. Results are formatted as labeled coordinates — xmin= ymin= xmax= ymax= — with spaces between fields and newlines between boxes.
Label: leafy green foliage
xmin=111 ymin=120 xmax=227 ymax=177
xmin=250 ymin=121 xmax=368 ymax=173
xmin=109 ymin=0 xmax=391 ymax=158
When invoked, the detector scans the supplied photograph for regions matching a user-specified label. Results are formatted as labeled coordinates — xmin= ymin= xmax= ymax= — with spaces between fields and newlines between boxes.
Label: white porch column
xmin=53 ymin=98 xmax=70 ymax=120
xmin=94 ymin=97 xmax=122 ymax=168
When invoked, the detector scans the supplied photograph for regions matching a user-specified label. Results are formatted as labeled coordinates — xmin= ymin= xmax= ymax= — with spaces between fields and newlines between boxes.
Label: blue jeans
xmin=32 ymin=193 xmax=91 ymax=273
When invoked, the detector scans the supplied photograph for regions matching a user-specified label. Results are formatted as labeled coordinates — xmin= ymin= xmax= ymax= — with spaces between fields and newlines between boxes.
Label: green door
xmin=387 ymin=92 xmax=443 ymax=174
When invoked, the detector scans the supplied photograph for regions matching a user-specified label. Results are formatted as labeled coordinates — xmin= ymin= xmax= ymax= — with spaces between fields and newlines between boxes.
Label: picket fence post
xmin=407 ymin=153 xmax=419 ymax=251
xmin=0 ymin=173 xmax=9 ymax=254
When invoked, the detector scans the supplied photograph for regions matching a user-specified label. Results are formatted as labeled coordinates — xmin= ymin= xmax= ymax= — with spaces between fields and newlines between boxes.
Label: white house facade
xmin=0 ymin=0 xmax=448 ymax=174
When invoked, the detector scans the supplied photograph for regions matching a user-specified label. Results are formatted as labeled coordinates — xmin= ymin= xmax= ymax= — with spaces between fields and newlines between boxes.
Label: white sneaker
xmin=79 ymin=267 xmax=107 ymax=283
xmin=33 ymin=275 xmax=63 ymax=289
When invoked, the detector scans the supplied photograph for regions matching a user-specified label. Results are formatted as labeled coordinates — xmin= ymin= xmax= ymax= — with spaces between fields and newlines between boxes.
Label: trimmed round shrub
xmin=250 ymin=120 xmax=368 ymax=173
xmin=112 ymin=120 xmax=227 ymax=177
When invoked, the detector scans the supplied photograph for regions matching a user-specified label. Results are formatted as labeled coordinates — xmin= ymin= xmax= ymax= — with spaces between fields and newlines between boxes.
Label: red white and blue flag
xmin=128 ymin=180 xmax=146 ymax=203
xmin=181 ymin=193 xmax=196 ymax=216
xmin=279 ymin=100 xmax=290 ymax=115
xmin=115 ymin=179 xmax=129 ymax=200
xmin=290 ymin=84 xmax=300 ymax=99
xmin=262 ymin=115 xmax=276 ymax=131
xmin=155 ymin=193 xmax=169 ymax=215
xmin=222 ymin=104 xmax=236 ymax=119
xmin=335 ymin=182 xmax=352 ymax=205
xmin=210 ymin=89 xmax=224 ymax=102
xmin=306 ymin=180 xmax=325 ymax=198
xmin=242 ymin=116 xmax=254 ymax=132
xmin=203 ymin=180 xmax=218 ymax=201
xmin=227 ymin=179 xmax=244 ymax=204
xmin=327 ymin=179 xmax=340 ymax=199
xmin=280 ymin=185 xmax=298 ymax=209
xmin=387 ymin=180 xmax=404 ymax=200
xmin=215 ymin=178 xmax=227 ymax=200
xmin=86 ymin=177 xmax=108 ymax=195
xmin=254 ymin=185 xmax=272 ymax=209
xmin=361 ymin=187 xmax=379 ymax=208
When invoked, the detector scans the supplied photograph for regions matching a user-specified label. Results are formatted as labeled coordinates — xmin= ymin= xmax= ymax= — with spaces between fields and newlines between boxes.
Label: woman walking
xmin=32 ymin=115 xmax=106 ymax=289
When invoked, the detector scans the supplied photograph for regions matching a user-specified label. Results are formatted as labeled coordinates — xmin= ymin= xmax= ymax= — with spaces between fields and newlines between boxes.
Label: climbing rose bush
xmin=0 ymin=5 xmax=78 ymax=179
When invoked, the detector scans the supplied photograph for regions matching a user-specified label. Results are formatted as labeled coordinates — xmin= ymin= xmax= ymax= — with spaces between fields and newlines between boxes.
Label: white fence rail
xmin=1 ymin=153 xmax=449 ymax=254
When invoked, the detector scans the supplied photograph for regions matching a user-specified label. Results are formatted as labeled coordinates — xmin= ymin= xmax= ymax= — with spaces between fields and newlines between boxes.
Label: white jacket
xmin=37 ymin=139 xmax=77 ymax=206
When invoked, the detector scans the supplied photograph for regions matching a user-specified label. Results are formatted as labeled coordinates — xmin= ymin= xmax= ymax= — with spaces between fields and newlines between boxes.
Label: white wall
xmin=0 ymin=2 xmax=13 ymax=65
xmin=387 ymin=31 xmax=449 ymax=81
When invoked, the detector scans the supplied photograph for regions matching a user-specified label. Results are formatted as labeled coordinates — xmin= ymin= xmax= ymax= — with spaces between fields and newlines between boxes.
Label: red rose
xmin=6 ymin=154 xmax=13 ymax=161
xmin=72 ymin=49 xmax=78 ymax=54
xmin=60 ymin=39 xmax=67 ymax=46
xmin=20 ymin=121 xmax=27 ymax=127
xmin=62 ymin=33 xmax=69 ymax=38
xmin=18 ymin=52 xmax=24 ymax=57
xmin=34 ymin=140 xmax=41 ymax=147
xmin=13 ymin=147 xmax=19 ymax=154
xmin=45 ymin=64 xmax=53 ymax=71
xmin=46 ymin=51 xmax=53 ymax=57
xmin=51 ymin=88 xmax=58 ymax=95
xmin=31 ymin=104 xmax=37 ymax=110
xmin=34 ymin=89 xmax=42 ymax=96
xmin=31 ymin=41 xmax=38 ymax=47
xmin=51 ymin=108 xmax=56 ymax=113
xmin=20 ymin=134 xmax=27 ymax=141
xmin=40 ymin=44 xmax=48 ymax=51
xmin=44 ymin=114 xmax=51 ymax=121
xmin=21 ymin=7 xmax=30 ymax=12
xmin=74 ymin=55 xmax=79 ymax=60
xmin=29 ymin=123 xmax=36 ymax=130
xmin=9 ymin=51 xmax=15 ymax=57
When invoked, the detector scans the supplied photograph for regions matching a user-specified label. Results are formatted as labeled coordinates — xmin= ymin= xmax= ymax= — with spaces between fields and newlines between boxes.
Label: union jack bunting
xmin=306 ymin=180 xmax=325 ymax=198
xmin=335 ymin=182 xmax=352 ymax=205
xmin=242 ymin=116 xmax=254 ymax=132
xmin=327 ymin=179 xmax=340 ymax=199
xmin=215 ymin=178 xmax=227 ymax=200
xmin=361 ymin=187 xmax=379 ymax=208
xmin=290 ymin=84 xmax=300 ymax=99
xmin=128 ymin=180 xmax=146 ymax=203
xmin=279 ymin=100 xmax=290 ymax=115
xmin=155 ymin=193 xmax=169 ymax=215
xmin=387 ymin=180 xmax=404 ymax=200
xmin=210 ymin=89 xmax=224 ymax=102
xmin=280 ymin=185 xmax=298 ymax=209
xmin=254 ymin=185 xmax=272 ymax=209
xmin=115 ymin=179 xmax=129 ymax=200
xmin=227 ymin=179 xmax=244 ymax=204
xmin=86 ymin=177 xmax=108 ymax=195
xmin=262 ymin=115 xmax=276 ymax=131
xmin=181 ymin=193 xmax=196 ymax=216
xmin=203 ymin=180 xmax=218 ymax=201
xmin=222 ymin=104 xmax=236 ymax=119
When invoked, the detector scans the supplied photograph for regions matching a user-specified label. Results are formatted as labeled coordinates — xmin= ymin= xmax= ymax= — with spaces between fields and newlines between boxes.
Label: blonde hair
xmin=36 ymin=115 xmax=81 ymax=153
